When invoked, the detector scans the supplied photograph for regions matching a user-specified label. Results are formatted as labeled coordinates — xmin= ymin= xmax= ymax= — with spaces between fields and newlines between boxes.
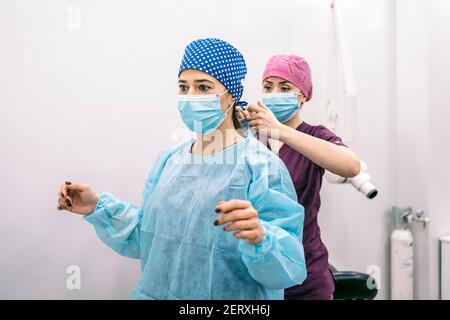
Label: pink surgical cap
xmin=262 ymin=55 xmax=313 ymax=101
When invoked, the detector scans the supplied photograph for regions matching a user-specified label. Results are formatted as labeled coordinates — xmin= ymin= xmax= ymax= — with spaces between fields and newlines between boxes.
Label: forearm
xmin=279 ymin=125 xmax=360 ymax=177
xmin=84 ymin=192 xmax=141 ymax=259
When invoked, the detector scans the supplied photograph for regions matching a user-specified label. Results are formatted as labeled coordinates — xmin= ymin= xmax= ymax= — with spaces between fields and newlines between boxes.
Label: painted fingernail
xmin=215 ymin=208 xmax=221 ymax=213
xmin=65 ymin=181 xmax=71 ymax=185
xmin=57 ymin=206 xmax=62 ymax=210
xmin=213 ymin=220 xmax=219 ymax=226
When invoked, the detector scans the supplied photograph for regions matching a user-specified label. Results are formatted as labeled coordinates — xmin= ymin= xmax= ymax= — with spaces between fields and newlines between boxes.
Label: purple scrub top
xmin=262 ymin=121 xmax=346 ymax=300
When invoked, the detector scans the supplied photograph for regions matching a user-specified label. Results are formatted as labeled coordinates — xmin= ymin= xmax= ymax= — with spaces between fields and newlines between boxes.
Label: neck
xmin=192 ymin=118 xmax=243 ymax=156
xmin=283 ymin=111 xmax=303 ymax=129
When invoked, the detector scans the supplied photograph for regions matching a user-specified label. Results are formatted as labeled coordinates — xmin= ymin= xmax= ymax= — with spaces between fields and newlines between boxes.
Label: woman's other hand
xmin=214 ymin=200 xmax=265 ymax=245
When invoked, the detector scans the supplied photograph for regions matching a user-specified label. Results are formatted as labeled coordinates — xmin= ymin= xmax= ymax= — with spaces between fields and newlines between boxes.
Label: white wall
xmin=428 ymin=0 xmax=450 ymax=300
xmin=394 ymin=0 xmax=450 ymax=300
xmin=395 ymin=0 xmax=431 ymax=300
xmin=1 ymin=0 xmax=447 ymax=300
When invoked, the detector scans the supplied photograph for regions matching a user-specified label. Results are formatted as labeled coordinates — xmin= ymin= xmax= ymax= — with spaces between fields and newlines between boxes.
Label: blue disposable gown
xmin=84 ymin=134 xmax=306 ymax=299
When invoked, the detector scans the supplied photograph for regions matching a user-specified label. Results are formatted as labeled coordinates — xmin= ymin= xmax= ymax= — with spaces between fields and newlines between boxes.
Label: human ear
xmin=298 ymin=95 xmax=307 ymax=104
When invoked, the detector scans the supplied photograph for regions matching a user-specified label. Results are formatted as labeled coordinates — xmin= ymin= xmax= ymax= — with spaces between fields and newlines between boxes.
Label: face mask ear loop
xmin=224 ymin=101 xmax=235 ymax=116
xmin=218 ymin=89 xmax=229 ymax=97
xmin=297 ymin=92 xmax=305 ymax=110
xmin=220 ymin=90 xmax=234 ymax=116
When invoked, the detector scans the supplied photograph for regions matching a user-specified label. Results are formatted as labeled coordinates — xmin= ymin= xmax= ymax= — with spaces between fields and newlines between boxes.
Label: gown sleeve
xmin=83 ymin=144 xmax=183 ymax=259
xmin=238 ymin=142 xmax=307 ymax=289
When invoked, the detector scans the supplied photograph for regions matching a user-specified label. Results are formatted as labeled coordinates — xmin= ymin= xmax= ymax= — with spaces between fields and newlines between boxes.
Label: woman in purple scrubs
xmin=239 ymin=55 xmax=361 ymax=300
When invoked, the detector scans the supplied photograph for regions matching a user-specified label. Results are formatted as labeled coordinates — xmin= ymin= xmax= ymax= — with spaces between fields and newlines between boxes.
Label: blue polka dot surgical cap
xmin=179 ymin=38 xmax=247 ymax=104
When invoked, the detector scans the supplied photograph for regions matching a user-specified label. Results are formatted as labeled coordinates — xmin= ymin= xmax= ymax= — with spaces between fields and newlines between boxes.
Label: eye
xmin=281 ymin=86 xmax=291 ymax=92
xmin=179 ymin=85 xmax=188 ymax=93
xmin=263 ymin=85 xmax=272 ymax=92
xmin=198 ymin=85 xmax=211 ymax=92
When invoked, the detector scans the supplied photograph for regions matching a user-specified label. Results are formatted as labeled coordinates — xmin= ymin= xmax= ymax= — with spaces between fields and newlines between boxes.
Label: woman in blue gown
xmin=57 ymin=38 xmax=307 ymax=300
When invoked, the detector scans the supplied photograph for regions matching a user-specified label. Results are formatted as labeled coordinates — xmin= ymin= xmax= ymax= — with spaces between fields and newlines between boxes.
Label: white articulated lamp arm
xmin=327 ymin=0 xmax=357 ymax=144
xmin=324 ymin=161 xmax=378 ymax=199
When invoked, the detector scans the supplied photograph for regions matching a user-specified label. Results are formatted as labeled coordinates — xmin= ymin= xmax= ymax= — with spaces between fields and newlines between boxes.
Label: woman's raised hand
xmin=57 ymin=181 xmax=100 ymax=215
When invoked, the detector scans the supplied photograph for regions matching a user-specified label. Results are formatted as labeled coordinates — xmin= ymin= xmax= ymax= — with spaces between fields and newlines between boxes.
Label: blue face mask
xmin=262 ymin=92 xmax=301 ymax=123
xmin=178 ymin=90 xmax=233 ymax=134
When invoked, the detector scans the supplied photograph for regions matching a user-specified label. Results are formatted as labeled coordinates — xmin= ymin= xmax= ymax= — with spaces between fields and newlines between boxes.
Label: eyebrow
xmin=178 ymin=79 xmax=215 ymax=85
xmin=264 ymin=80 xmax=291 ymax=85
